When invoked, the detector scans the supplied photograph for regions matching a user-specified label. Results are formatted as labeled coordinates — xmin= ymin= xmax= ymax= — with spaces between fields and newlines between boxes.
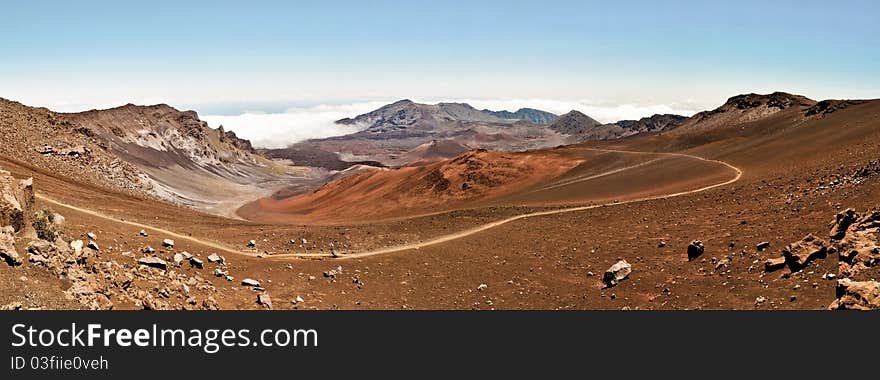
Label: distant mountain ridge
xmin=482 ymin=108 xmax=559 ymax=124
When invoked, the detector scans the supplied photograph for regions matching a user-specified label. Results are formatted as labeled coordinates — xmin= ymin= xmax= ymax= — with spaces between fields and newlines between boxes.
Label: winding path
xmin=35 ymin=149 xmax=742 ymax=261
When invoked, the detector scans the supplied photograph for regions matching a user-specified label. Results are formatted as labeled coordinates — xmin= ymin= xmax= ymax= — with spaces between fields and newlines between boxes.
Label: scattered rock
xmin=70 ymin=240 xmax=84 ymax=255
xmin=214 ymin=268 xmax=228 ymax=277
xmin=87 ymin=240 xmax=99 ymax=251
xmin=189 ymin=257 xmax=204 ymax=269
xmin=657 ymin=241 xmax=666 ymax=248
xmin=292 ymin=296 xmax=304 ymax=304
xmin=241 ymin=278 xmax=261 ymax=287
xmin=603 ymin=259 xmax=632 ymax=288
xmin=162 ymin=239 xmax=174 ymax=248
xmin=173 ymin=253 xmax=184 ymax=266
xmin=687 ymin=240 xmax=704 ymax=261
xmin=139 ymin=229 xmax=148 ymax=237
xmin=86 ymin=232 xmax=97 ymax=240
xmin=257 ymin=294 xmax=273 ymax=310
xmin=247 ymin=240 xmax=256 ymax=247
xmin=137 ymin=256 xmax=167 ymax=270
xmin=756 ymin=241 xmax=770 ymax=251
xmin=764 ymin=256 xmax=787 ymax=272
xmin=142 ymin=246 xmax=155 ymax=254
xmin=477 ymin=284 xmax=488 ymax=291
xmin=207 ymin=253 xmax=223 ymax=263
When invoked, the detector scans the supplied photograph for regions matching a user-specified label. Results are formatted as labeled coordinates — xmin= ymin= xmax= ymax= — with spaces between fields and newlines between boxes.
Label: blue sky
xmin=1 ymin=1 xmax=878 ymax=145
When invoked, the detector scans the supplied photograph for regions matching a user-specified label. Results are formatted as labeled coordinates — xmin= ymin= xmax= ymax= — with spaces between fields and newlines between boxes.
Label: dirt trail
xmin=36 ymin=149 xmax=742 ymax=261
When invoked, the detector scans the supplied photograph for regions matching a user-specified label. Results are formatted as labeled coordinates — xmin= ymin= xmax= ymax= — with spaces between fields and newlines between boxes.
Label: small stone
xmin=207 ymin=253 xmax=223 ymax=263
xmin=138 ymin=256 xmax=167 ymax=270
xmin=756 ymin=241 xmax=770 ymax=251
xmin=247 ymin=240 xmax=256 ymax=247
xmin=139 ymin=229 xmax=148 ymax=237
xmin=173 ymin=253 xmax=184 ymax=266
xmin=87 ymin=240 xmax=99 ymax=251
xmin=142 ymin=246 xmax=155 ymax=254
xmin=657 ymin=241 xmax=666 ymax=248
xmin=292 ymin=296 xmax=305 ymax=304
xmin=162 ymin=239 xmax=174 ymax=248
xmin=70 ymin=240 xmax=84 ymax=255
xmin=241 ymin=278 xmax=261 ymax=287
xmin=477 ymin=284 xmax=488 ymax=291
xmin=257 ymin=294 xmax=273 ymax=309
xmin=764 ymin=256 xmax=786 ymax=272
xmin=189 ymin=257 xmax=204 ymax=269
xmin=86 ymin=232 xmax=97 ymax=240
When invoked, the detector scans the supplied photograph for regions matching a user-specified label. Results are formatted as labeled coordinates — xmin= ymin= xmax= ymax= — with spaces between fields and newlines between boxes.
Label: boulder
xmin=207 ymin=253 xmax=223 ymax=263
xmin=0 ymin=226 xmax=22 ymax=266
xmin=756 ymin=241 xmax=770 ymax=251
xmin=782 ymin=234 xmax=827 ymax=270
xmin=138 ymin=256 xmax=168 ymax=270
xmin=687 ymin=240 xmax=704 ymax=261
xmin=162 ymin=239 xmax=174 ymax=248
xmin=603 ymin=259 xmax=632 ymax=287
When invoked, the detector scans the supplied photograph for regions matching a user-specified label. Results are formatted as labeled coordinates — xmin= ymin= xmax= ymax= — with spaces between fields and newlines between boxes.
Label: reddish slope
xmin=239 ymin=149 xmax=580 ymax=223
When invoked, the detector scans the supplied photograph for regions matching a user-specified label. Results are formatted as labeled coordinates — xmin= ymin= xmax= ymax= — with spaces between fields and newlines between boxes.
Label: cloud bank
xmin=203 ymin=99 xmax=702 ymax=149
xmin=201 ymin=101 xmax=389 ymax=149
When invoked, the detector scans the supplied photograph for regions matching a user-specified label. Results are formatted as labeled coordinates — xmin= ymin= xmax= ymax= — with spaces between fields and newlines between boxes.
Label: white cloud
xmin=201 ymin=101 xmax=390 ymax=149
xmin=203 ymin=98 xmax=703 ymax=149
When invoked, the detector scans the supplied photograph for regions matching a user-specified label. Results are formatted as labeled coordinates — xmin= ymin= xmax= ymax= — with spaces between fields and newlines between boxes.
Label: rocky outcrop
xmin=0 ymin=169 xmax=34 ymax=235
xmin=829 ymin=279 xmax=880 ymax=310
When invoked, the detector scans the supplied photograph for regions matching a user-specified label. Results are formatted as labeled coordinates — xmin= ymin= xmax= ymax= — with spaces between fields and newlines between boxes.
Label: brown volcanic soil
xmin=239 ymin=149 xmax=582 ymax=224
xmin=2 ymin=94 xmax=879 ymax=310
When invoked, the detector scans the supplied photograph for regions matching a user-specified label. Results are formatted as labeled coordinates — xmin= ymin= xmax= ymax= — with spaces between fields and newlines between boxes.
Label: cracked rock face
xmin=828 ymin=209 xmax=880 ymax=309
